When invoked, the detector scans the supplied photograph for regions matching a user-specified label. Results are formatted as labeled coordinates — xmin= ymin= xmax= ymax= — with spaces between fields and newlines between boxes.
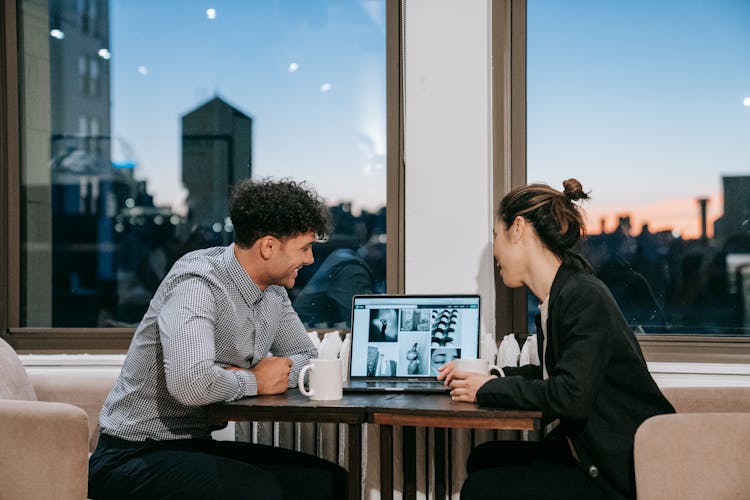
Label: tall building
xmin=181 ymin=97 xmax=253 ymax=230
xmin=714 ymin=175 xmax=750 ymax=240
xmin=49 ymin=0 xmax=111 ymax=159
xmin=46 ymin=0 xmax=116 ymax=325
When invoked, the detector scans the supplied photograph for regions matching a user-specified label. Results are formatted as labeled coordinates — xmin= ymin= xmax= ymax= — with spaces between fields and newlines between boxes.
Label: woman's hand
xmin=436 ymin=361 xmax=496 ymax=403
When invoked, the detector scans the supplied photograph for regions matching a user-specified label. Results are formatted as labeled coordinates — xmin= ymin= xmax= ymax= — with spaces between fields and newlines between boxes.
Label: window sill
xmin=638 ymin=335 xmax=750 ymax=364
xmin=5 ymin=330 xmax=750 ymax=364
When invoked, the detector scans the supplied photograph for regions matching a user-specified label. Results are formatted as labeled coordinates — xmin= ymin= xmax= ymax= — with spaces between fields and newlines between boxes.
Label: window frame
xmin=1 ymin=0 xmax=20 ymax=344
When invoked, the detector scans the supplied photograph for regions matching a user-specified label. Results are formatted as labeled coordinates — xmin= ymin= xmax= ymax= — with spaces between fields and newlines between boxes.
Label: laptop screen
xmin=349 ymin=295 xmax=481 ymax=379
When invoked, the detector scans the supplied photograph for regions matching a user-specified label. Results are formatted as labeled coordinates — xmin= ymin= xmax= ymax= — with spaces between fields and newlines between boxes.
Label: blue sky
xmin=111 ymin=0 xmax=386 ymax=215
xmin=528 ymin=0 xmax=750 ymax=236
xmin=109 ymin=1 xmax=749 ymax=237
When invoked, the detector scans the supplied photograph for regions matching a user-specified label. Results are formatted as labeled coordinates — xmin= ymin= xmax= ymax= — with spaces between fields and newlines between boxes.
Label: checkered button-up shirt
xmin=99 ymin=244 xmax=317 ymax=441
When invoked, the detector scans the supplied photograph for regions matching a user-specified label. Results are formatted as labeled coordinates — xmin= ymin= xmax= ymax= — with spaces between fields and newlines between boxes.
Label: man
xmin=88 ymin=179 xmax=347 ymax=500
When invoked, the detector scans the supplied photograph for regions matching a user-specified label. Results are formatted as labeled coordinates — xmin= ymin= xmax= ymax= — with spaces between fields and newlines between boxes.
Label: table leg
xmin=402 ymin=426 xmax=416 ymax=500
xmin=380 ymin=424 xmax=393 ymax=500
xmin=434 ymin=428 xmax=446 ymax=499
xmin=347 ymin=423 xmax=361 ymax=500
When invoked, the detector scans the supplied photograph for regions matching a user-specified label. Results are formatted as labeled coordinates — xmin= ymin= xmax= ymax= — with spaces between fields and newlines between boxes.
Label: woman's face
xmin=493 ymin=219 xmax=525 ymax=288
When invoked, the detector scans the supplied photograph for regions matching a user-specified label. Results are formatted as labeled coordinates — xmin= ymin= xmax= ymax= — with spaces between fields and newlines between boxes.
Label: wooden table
xmin=369 ymin=394 xmax=541 ymax=500
xmin=207 ymin=392 xmax=541 ymax=500
xmin=207 ymin=391 xmax=382 ymax=500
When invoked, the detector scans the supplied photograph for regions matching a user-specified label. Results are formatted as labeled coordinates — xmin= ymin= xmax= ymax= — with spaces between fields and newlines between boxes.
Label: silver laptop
xmin=343 ymin=294 xmax=481 ymax=393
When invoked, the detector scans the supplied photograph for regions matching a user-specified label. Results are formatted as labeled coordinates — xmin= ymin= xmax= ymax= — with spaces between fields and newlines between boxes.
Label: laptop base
xmin=343 ymin=379 xmax=450 ymax=394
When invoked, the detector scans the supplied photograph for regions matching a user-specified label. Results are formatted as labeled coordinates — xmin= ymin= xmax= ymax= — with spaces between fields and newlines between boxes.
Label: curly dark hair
xmin=230 ymin=178 xmax=331 ymax=248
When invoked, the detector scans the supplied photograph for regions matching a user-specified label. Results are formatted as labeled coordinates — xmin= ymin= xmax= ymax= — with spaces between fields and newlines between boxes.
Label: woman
xmin=438 ymin=179 xmax=674 ymax=499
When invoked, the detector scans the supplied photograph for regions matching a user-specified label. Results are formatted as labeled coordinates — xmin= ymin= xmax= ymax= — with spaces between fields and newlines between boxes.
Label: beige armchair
xmin=0 ymin=337 xmax=117 ymax=500
xmin=634 ymin=387 xmax=750 ymax=500
xmin=634 ymin=412 xmax=750 ymax=500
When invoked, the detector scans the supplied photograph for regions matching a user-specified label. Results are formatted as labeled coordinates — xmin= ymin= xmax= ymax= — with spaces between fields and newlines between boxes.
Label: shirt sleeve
xmin=157 ymin=277 xmax=259 ymax=405
xmin=269 ymin=292 xmax=318 ymax=388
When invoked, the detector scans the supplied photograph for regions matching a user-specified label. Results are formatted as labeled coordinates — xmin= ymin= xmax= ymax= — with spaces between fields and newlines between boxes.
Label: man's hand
xmin=247 ymin=357 xmax=293 ymax=395
xmin=437 ymin=361 xmax=496 ymax=403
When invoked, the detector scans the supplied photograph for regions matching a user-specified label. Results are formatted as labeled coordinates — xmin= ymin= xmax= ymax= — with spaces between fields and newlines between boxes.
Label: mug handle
xmin=299 ymin=364 xmax=315 ymax=396
xmin=488 ymin=364 xmax=501 ymax=375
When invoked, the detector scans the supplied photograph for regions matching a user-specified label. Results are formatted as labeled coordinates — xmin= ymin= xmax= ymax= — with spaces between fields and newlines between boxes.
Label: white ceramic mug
xmin=298 ymin=359 xmax=343 ymax=401
xmin=453 ymin=358 xmax=500 ymax=375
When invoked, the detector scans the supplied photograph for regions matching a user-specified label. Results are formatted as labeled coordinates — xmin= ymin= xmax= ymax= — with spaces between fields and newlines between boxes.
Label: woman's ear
xmin=511 ymin=216 xmax=525 ymax=243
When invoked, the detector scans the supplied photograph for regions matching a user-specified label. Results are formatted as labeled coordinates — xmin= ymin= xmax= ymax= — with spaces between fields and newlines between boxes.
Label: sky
xmin=110 ymin=0 xmax=386 ymax=216
xmin=527 ymin=0 xmax=750 ymax=238
xmin=109 ymin=1 xmax=749 ymax=238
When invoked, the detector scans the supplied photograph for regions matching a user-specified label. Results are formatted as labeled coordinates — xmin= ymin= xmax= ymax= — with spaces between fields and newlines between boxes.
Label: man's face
xmin=267 ymin=231 xmax=316 ymax=288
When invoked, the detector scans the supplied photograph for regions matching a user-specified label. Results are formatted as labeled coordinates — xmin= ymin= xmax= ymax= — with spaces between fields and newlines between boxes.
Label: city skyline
xmin=23 ymin=0 xmax=750 ymax=331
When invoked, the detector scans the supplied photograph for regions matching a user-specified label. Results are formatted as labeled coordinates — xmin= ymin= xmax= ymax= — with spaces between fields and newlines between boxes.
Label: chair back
xmin=0 ymin=337 xmax=37 ymax=401
xmin=661 ymin=386 xmax=750 ymax=413
xmin=635 ymin=412 xmax=750 ymax=500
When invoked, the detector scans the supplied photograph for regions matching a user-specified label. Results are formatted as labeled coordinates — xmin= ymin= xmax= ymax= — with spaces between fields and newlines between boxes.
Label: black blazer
xmin=477 ymin=264 xmax=674 ymax=499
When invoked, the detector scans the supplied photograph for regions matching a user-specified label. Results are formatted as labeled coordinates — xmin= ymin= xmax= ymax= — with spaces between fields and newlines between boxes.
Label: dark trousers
xmin=460 ymin=438 xmax=614 ymax=500
xmin=88 ymin=434 xmax=348 ymax=500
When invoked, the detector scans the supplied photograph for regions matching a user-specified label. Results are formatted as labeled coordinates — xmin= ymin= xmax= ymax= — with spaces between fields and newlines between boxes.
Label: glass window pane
xmin=528 ymin=1 xmax=750 ymax=335
xmin=19 ymin=0 xmax=386 ymax=328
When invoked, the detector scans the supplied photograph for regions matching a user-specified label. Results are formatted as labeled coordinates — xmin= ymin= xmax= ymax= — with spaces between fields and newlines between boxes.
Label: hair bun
xmin=562 ymin=178 xmax=589 ymax=201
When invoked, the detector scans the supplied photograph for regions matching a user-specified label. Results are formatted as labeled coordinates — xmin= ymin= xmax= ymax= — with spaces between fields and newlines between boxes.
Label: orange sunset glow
xmin=584 ymin=193 xmax=723 ymax=240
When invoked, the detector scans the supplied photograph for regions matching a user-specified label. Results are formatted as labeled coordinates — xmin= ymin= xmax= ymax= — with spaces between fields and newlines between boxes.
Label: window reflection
xmin=529 ymin=198 xmax=750 ymax=335
xmin=21 ymin=0 xmax=386 ymax=328
xmin=293 ymin=240 xmax=386 ymax=329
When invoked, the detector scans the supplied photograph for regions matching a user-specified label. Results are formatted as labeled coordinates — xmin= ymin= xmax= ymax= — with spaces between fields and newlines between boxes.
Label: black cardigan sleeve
xmin=501 ymin=364 xmax=542 ymax=380
xmin=476 ymin=276 xmax=616 ymax=422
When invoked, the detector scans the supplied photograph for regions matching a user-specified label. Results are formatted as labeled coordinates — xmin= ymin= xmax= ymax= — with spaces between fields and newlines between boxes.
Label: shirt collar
xmin=224 ymin=243 xmax=263 ymax=305
xmin=538 ymin=294 xmax=550 ymax=313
